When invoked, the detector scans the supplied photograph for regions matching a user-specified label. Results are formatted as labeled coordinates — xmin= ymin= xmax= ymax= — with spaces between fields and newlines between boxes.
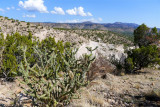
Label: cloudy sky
xmin=0 ymin=0 xmax=160 ymax=27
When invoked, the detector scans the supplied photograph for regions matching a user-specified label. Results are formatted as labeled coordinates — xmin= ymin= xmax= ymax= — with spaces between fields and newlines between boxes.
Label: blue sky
xmin=0 ymin=0 xmax=160 ymax=27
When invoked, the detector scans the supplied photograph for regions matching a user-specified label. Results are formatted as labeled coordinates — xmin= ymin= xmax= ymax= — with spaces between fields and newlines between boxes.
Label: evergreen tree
xmin=134 ymin=24 xmax=149 ymax=47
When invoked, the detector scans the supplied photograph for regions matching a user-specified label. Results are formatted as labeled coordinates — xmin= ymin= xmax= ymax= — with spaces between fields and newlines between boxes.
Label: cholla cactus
xmin=19 ymin=43 xmax=95 ymax=107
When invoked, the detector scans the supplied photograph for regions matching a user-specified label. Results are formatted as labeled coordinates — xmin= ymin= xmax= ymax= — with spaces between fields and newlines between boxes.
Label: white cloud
xmin=66 ymin=7 xmax=92 ymax=16
xmin=59 ymin=18 xmax=100 ymax=23
xmin=23 ymin=14 xmax=36 ymax=18
xmin=87 ymin=12 xmax=93 ymax=16
xmin=0 ymin=8 xmax=5 ymax=12
xmin=98 ymin=18 xmax=103 ymax=21
xmin=77 ymin=7 xmax=86 ymax=16
xmin=51 ymin=7 xmax=65 ymax=15
xmin=16 ymin=8 xmax=21 ymax=11
xmin=11 ymin=6 xmax=15 ymax=9
xmin=6 ymin=7 xmax=10 ymax=10
xmin=61 ymin=19 xmax=81 ymax=23
xmin=19 ymin=0 xmax=48 ymax=13
xmin=66 ymin=8 xmax=77 ymax=15
xmin=6 ymin=6 xmax=15 ymax=10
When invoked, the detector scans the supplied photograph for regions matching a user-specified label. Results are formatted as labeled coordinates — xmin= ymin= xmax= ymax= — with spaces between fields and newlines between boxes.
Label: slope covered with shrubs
xmin=124 ymin=24 xmax=160 ymax=73
xmin=0 ymin=32 xmax=96 ymax=106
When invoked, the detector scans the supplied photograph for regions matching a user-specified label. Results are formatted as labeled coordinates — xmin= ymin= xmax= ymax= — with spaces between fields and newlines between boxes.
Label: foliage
xmin=134 ymin=24 xmax=160 ymax=47
xmin=0 ymin=32 xmax=36 ymax=79
xmin=0 ymin=31 xmax=95 ymax=106
xmin=39 ymin=36 xmax=57 ymax=54
xmin=54 ymin=28 xmax=133 ymax=46
xmin=18 ymin=44 xmax=95 ymax=106
xmin=125 ymin=45 xmax=160 ymax=73
xmin=109 ymin=54 xmax=124 ymax=71
xmin=0 ymin=32 xmax=73 ymax=79
xmin=0 ymin=33 xmax=4 ymax=77
xmin=27 ymin=22 xmax=30 ymax=26
xmin=151 ymin=27 xmax=158 ymax=35
xmin=124 ymin=58 xmax=134 ymax=73
xmin=124 ymin=24 xmax=160 ymax=73
xmin=134 ymin=24 xmax=150 ymax=47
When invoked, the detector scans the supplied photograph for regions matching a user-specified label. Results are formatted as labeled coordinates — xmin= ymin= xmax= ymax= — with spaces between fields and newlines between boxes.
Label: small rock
xmin=108 ymin=99 xmax=115 ymax=104
xmin=124 ymin=102 xmax=129 ymax=106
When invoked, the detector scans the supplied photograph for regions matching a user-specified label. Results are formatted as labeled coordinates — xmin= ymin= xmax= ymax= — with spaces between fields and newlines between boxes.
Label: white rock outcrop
xmin=76 ymin=41 xmax=126 ymax=62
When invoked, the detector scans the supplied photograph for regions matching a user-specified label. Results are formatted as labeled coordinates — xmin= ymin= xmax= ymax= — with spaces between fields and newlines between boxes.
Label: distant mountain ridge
xmin=33 ymin=21 xmax=139 ymax=35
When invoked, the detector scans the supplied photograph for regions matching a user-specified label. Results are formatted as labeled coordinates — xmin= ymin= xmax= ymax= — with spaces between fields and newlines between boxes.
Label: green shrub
xmin=5 ymin=17 xmax=8 ymax=19
xmin=0 ymin=33 xmax=5 ymax=77
xmin=134 ymin=24 xmax=150 ymax=47
xmin=27 ymin=22 xmax=30 ymax=26
xmin=0 ymin=32 xmax=95 ymax=105
xmin=124 ymin=58 xmax=134 ymax=73
xmin=18 ymin=44 xmax=95 ymax=106
xmin=125 ymin=45 xmax=160 ymax=73
xmin=134 ymin=24 xmax=160 ymax=47
xmin=0 ymin=32 xmax=36 ymax=78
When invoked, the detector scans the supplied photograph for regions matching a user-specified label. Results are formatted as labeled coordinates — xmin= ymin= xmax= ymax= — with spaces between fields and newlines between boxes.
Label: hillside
xmin=0 ymin=16 xmax=133 ymax=62
xmin=0 ymin=16 xmax=133 ymax=46
xmin=1 ymin=16 xmax=160 ymax=107
xmin=33 ymin=21 xmax=139 ymax=36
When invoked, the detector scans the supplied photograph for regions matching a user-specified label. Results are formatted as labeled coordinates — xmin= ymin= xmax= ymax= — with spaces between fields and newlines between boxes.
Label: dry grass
xmin=69 ymin=79 xmax=110 ymax=107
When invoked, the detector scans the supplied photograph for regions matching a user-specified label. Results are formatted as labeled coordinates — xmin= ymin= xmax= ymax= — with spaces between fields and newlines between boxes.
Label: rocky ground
xmin=0 ymin=68 xmax=160 ymax=107
xmin=69 ymin=68 xmax=160 ymax=107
